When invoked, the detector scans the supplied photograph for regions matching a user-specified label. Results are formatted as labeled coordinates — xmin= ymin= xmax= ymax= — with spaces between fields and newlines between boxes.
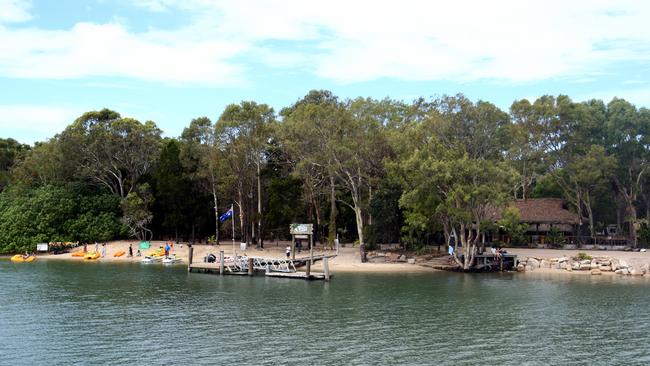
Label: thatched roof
xmin=492 ymin=198 xmax=580 ymax=225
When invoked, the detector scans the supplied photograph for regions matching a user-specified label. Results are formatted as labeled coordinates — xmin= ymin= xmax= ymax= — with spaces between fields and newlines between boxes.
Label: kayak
xmin=83 ymin=252 xmax=100 ymax=260
xmin=114 ymin=251 xmax=125 ymax=257
xmin=141 ymin=256 xmax=162 ymax=264
xmin=71 ymin=252 xmax=86 ymax=257
xmin=162 ymin=256 xmax=182 ymax=265
xmin=11 ymin=255 xmax=36 ymax=263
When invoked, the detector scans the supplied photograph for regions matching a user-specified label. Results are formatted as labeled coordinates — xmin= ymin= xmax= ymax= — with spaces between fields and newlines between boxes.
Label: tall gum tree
xmin=216 ymin=102 xmax=275 ymax=248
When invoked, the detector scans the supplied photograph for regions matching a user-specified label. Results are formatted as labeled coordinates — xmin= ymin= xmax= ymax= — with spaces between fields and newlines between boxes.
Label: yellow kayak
xmin=71 ymin=251 xmax=86 ymax=257
xmin=83 ymin=252 xmax=100 ymax=260
xmin=11 ymin=255 xmax=36 ymax=263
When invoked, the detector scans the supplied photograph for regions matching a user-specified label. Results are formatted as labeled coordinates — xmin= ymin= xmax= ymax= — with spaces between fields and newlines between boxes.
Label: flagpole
xmin=231 ymin=204 xmax=235 ymax=259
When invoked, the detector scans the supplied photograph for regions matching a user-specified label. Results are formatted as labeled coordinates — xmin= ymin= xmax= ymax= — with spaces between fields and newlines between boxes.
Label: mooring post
xmin=219 ymin=251 xmax=224 ymax=275
xmin=305 ymin=260 xmax=311 ymax=278
xmin=323 ymin=257 xmax=330 ymax=281
xmin=188 ymin=245 xmax=193 ymax=272
xmin=248 ymin=257 xmax=254 ymax=276
xmin=310 ymin=232 xmax=314 ymax=265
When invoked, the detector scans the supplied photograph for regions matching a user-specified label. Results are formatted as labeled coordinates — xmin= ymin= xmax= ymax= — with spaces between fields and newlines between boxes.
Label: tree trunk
xmin=257 ymin=162 xmax=263 ymax=249
xmin=354 ymin=206 xmax=364 ymax=246
xmin=328 ymin=175 xmax=337 ymax=245
xmin=212 ymin=183 xmax=219 ymax=245
xmin=237 ymin=186 xmax=245 ymax=244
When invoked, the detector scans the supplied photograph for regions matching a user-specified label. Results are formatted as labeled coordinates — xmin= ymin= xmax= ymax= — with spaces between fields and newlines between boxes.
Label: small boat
xmin=141 ymin=256 xmax=162 ymax=264
xmin=71 ymin=252 xmax=86 ymax=257
xmin=11 ymin=255 xmax=36 ymax=263
xmin=113 ymin=251 xmax=125 ymax=257
xmin=83 ymin=252 xmax=100 ymax=260
xmin=162 ymin=256 xmax=182 ymax=265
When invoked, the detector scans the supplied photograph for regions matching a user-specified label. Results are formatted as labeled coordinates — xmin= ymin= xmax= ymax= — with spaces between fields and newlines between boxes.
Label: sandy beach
xmin=36 ymin=240 xmax=434 ymax=273
xmin=33 ymin=241 xmax=650 ymax=277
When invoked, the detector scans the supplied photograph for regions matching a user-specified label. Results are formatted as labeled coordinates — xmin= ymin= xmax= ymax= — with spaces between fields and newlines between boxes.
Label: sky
xmin=1 ymin=0 xmax=650 ymax=144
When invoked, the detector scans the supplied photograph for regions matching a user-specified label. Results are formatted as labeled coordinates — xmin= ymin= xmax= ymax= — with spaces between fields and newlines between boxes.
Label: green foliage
xmin=546 ymin=226 xmax=565 ymax=248
xmin=575 ymin=252 xmax=592 ymax=261
xmin=0 ymin=185 xmax=123 ymax=253
xmin=498 ymin=207 xmax=528 ymax=246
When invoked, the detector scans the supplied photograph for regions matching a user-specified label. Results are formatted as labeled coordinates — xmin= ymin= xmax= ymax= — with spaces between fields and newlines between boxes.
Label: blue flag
xmin=219 ymin=208 xmax=233 ymax=222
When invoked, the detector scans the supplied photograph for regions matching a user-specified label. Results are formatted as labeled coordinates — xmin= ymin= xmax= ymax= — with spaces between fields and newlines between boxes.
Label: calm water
xmin=1 ymin=260 xmax=650 ymax=365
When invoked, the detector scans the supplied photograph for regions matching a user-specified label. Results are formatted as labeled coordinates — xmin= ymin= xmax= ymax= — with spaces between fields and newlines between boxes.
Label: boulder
xmin=560 ymin=262 xmax=567 ymax=269
xmin=552 ymin=262 xmax=560 ymax=269
xmin=640 ymin=263 xmax=649 ymax=274
xmin=558 ymin=256 xmax=569 ymax=263
xmin=566 ymin=264 xmax=573 ymax=272
xmin=630 ymin=269 xmax=644 ymax=276
xmin=540 ymin=259 xmax=550 ymax=268
xmin=615 ymin=268 xmax=629 ymax=275
xmin=619 ymin=259 xmax=628 ymax=268
xmin=571 ymin=262 xmax=581 ymax=270
xmin=517 ymin=263 xmax=526 ymax=272
xmin=579 ymin=263 xmax=592 ymax=270
xmin=591 ymin=269 xmax=602 ymax=275
xmin=407 ymin=258 xmax=416 ymax=264
xmin=590 ymin=262 xmax=599 ymax=269
xmin=599 ymin=265 xmax=612 ymax=272
xmin=580 ymin=259 xmax=591 ymax=265
xmin=527 ymin=258 xmax=540 ymax=269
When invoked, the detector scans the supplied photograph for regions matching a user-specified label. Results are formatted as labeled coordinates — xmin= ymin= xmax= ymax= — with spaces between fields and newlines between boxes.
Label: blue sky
xmin=1 ymin=0 xmax=650 ymax=144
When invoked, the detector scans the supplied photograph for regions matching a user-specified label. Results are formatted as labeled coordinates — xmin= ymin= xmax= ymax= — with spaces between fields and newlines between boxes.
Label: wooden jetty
xmin=460 ymin=253 xmax=518 ymax=271
xmin=187 ymin=246 xmax=335 ymax=281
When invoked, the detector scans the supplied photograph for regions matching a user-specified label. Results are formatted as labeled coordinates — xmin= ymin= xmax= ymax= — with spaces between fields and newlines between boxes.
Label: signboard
xmin=290 ymin=223 xmax=313 ymax=235
xmin=294 ymin=234 xmax=309 ymax=239
xmin=36 ymin=243 xmax=48 ymax=252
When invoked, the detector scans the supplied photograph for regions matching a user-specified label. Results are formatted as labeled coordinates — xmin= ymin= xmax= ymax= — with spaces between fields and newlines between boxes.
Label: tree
xmin=121 ymin=184 xmax=154 ymax=241
xmin=0 ymin=138 xmax=30 ymax=191
xmin=605 ymin=99 xmax=648 ymax=247
xmin=60 ymin=109 xmax=162 ymax=198
xmin=396 ymin=95 xmax=516 ymax=270
xmin=216 ymin=102 xmax=275 ymax=247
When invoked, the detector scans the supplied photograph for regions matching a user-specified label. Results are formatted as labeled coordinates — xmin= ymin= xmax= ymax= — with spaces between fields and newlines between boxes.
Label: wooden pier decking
xmin=187 ymin=246 xmax=334 ymax=281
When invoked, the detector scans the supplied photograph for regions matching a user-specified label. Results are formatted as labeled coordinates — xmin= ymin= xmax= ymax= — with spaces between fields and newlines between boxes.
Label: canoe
xmin=114 ymin=251 xmax=125 ymax=257
xmin=83 ymin=252 xmax=100 ymax=260
xmin=11 ymin=255 xmax=36 ymax=263
xmin=71 ymin=252 xmax=86 ymax=257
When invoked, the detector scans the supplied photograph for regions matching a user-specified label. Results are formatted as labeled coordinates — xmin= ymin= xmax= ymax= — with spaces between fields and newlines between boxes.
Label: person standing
xmin=128 ymin=244 xmax=133 ymax=257
xmin=94 ymin=241 xmax=98 ymax=253
xmin=285 ymin=245 xmax=291 ymax=258
xmin=164 ymin=242 xmax=171 ymax=258
xmin=101 ymin=242 xmax=106 ymax=258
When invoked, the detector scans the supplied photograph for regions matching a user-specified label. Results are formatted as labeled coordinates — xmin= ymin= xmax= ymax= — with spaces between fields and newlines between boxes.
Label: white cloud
xmin=0 ymin=0 xmax=31 ymax=23
xmin=0 ymin=105 xmax=81 ymax=143
xmin=0 ymin=0 xmax=649 ymax=84
xmin=0 ymin=21 xmax=247 ymax=85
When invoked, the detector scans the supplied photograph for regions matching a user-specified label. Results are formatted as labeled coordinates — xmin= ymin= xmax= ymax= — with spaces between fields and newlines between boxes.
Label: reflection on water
xmin=1 ymin=260 xmax=649 ymax=365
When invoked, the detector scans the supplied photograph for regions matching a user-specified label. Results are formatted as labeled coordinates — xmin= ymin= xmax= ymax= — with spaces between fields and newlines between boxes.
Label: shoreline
xmin=8 ymin=242 xmax=650 ymax=279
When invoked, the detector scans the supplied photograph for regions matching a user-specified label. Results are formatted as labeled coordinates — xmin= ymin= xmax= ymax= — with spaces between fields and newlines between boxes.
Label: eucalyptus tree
xmin=396 ymin=95 xmax=516 ymax=270
xmin=0 ymin=138 xmax=29 ymax=191
xmin=54 ymin=109 xmax=162 ymax=241
xmin=181 ymin=117 xmax=225 ymax=243
xmin=216 ymin=102 xmax=275 ymax=248
xmin=59 ymin=109 xmax=162 ymax=199
xmin=605 ymin=99 xmax=649 ymax=246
